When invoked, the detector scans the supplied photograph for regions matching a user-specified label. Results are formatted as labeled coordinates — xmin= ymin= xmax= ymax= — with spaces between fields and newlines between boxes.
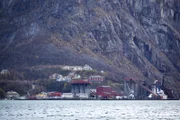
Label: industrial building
xmin=71 ymin=79 xmax=91 ymax=98
xmin=123 ymin=77 xmax=170 ymax=99
xmin=6 ymin=91 xmax=20 ymax=100
xmin=96 ymin=86 xmax=117 ymax=99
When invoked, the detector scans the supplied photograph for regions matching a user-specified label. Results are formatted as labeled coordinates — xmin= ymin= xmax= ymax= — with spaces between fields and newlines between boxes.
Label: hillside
xmin=0 ymin=0 xmax=180 ymax=97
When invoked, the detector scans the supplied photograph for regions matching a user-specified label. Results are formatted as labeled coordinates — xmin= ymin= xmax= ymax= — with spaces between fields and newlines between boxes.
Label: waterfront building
xmin=47 ymin=92 xmax=62 ymax=99
xmin=71 ymin=79 xmax=91 ymax=98
xmin=61 ymin=93 xmax=74 ymax=99
xmin=96 ymin=86 xmax=112 ymax=99
xmin=6 ymin=91 xmax=20 ymax=99
xmin=36 ymin=92 xmax=47 ymax=99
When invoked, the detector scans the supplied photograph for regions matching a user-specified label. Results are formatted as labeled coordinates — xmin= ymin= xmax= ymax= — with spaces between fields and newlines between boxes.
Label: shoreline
xmin=4 ymin=98 xmax=179 ymax=101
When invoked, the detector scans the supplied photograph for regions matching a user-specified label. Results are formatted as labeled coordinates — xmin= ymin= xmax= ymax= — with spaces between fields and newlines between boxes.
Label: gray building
xmin=71 ymin=80 xmax=91 ymax=97
xmin=6 ymin=91 xmax=20 ymax=99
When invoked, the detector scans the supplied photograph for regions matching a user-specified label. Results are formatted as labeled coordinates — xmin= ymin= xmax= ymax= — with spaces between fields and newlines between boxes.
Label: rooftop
xmin=71 ymin=80 xmax=91 ymax=84
xmin=99 ymin=86 xmax=111 ymax=88
xmin=124 ymin=77 xmax=137 ymax=81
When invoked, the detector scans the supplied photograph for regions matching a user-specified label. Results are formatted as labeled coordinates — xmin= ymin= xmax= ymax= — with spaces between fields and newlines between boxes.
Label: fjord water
xmin=0 ymin=100 xmax=180 ymax=120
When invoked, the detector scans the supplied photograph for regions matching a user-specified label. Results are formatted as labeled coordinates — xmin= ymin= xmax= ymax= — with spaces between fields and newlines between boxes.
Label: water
xmin=0 ymin=100 xmax=180 ymax=120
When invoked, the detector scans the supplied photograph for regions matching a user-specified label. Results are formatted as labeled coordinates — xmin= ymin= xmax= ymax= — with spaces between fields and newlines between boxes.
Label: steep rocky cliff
xmin=0 ymin=0 xmax=180 ymax=97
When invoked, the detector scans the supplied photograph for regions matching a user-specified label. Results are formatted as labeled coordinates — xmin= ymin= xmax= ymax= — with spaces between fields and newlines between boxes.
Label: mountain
xmin=0 ymin=0 xmax=180 ymax=97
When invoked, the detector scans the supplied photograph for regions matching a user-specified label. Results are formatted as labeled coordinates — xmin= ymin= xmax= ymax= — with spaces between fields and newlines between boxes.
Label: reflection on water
xmin=0 ymin=100 xmax=180 ymax=120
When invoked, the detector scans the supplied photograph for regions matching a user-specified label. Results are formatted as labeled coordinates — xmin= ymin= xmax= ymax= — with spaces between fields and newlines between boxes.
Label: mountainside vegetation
xmin=0 ymin=0 xmax=180 ymax=98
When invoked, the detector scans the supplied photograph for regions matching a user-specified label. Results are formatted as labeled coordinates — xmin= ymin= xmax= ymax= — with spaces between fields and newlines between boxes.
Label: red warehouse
xmin=96 ymin=86 xmax=113 ymax=99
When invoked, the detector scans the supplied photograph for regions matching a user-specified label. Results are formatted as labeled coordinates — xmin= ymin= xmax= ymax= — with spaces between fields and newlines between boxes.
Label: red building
xmin=96 ymin=86 xmax=114 ymax=99
xmin=88 ymin=75 xmax=104 ymax=83
xmin=112 ymin=91 xmax=118 ymax=97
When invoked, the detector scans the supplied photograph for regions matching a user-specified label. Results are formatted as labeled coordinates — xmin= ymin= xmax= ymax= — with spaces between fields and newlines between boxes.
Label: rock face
xmin=0 ymin=0 xmax=180 ymax=97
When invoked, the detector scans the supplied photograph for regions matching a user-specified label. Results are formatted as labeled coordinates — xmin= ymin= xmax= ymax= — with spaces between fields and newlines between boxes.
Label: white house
xmin=56 ymin=75 xmax=65 ymax=81
xmin=62 ymin=66 xmax=83 ymax=71
xmin=71 ymin=66 xmax=83 ymax=71
xmin=83 ymin=64 xmax=92 ymax=71
xmin=72 ymin=74 xmax=81 ymax=79
xmin=62 ymin=66 xmax=70 ymax=70
xmin=63 ymin=76 xmax=72 ymax=82
xmin=49 ymin=73 xmax=62 ymax=80
xmin=68 ymin=72 xmax=75 ymax=77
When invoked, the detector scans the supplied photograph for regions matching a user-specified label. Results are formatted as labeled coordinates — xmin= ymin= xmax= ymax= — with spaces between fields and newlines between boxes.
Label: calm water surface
xmin=0 ymin=100 xmax=180 ymax=120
